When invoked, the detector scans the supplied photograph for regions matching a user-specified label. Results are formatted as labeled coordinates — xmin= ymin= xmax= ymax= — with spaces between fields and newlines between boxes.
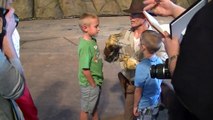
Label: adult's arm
xmin=2 ymin=8 xmax=24 ymax=76
xmin=163 ymin=32 xmax=179 ymax=75
xmin=0 ymin=44 xmax=24 ymax=99
xmin=0 ymin=8 xmax=24 ymax=99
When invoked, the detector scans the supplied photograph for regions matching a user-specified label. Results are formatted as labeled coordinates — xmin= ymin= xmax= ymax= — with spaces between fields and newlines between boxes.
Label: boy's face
xmin=84 ymin=18 xmax=100 ymax=37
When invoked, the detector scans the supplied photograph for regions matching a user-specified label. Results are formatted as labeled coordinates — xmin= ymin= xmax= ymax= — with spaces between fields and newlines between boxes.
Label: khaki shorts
xmin=80 ymin=86 xmax=101 ymax=114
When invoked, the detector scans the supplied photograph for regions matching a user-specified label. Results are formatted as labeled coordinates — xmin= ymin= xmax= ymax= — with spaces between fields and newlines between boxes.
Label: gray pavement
xmin=18 ymin=16 xmax=172 ymax=120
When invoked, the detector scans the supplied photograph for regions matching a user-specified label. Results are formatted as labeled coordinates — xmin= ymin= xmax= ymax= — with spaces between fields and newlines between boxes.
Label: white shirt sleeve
xmin=12 ymin=29 xmax=20 ymax=58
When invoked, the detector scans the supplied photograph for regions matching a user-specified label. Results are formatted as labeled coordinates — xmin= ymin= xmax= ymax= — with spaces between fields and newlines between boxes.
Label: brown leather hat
xmin=123 ymin=0 xmax=145 ymax=13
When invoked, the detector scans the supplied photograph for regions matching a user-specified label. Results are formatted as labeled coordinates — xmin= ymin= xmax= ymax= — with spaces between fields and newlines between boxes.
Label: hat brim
xmin=123 ymin=9 xmax=157 ymax=16
xmin=123 ymin=9 xmax=143 ymax=13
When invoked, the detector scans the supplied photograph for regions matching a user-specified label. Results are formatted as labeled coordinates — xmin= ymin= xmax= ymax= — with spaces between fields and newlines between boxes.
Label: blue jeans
xmin=136 ymin=106 xmax=159 ymax=120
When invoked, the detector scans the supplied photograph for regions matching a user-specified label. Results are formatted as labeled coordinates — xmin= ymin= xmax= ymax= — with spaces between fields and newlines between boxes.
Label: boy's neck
xmin=83 ymin=33 xmax=92 ymax=41
xmin=143 ymin=50 xmax=153 ymax=59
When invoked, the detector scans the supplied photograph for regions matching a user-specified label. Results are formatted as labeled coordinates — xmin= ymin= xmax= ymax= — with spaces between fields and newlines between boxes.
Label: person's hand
xmin=143 ymin=0 xmax=185 ymax=18
xmin=120 ymin=55 xmax=139 ymax=70
xmin=90 ymin=83 xmax=96 ymax=88
xmin=133 ymin=106 xmax=139 ymax=116
xmin=162 ymin=32 xmax=179 ymax=58
xmin=5 ymin=8 xmax=16 ymax=37
xmin=143 ymin=0 xmax=175 ymax=16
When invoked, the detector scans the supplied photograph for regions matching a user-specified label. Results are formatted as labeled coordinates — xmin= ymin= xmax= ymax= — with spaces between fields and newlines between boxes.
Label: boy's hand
xmin=82 ymin=69 xmax=97 ymax=88
xmin=133 ymin=106 xmax=139 ymax=116
xmin=90 ymin=83 xmax=96 ymax=88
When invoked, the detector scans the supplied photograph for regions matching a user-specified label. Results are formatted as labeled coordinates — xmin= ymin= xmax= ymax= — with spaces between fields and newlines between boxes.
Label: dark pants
xmin=160 ymin=82 xmax=199 ymax=120
xmin=124 ymin=92 xmax=135 ymax=120
xmin=168 ymin=95 xmax=199 ymax=120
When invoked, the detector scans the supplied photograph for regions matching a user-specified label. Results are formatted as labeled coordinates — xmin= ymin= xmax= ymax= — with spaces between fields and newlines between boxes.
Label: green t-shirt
xmin=78 ymin=37 xmax=103 ymax=87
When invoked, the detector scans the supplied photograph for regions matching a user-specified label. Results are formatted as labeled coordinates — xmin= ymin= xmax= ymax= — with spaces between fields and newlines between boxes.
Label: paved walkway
xmin=18 ymin=16 xmax=172 ymax=120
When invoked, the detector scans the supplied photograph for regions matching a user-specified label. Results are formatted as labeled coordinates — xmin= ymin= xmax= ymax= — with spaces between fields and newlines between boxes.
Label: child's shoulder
xmin=138 ymin=59 xmax=151 ymax=67
xmin=141 ymin=58 xmax=151 ymax=63
xmin=79 ymin=38 xmax=90 ymax=45
xmin=155 ymin=56 xmax=163 ymax=64
xmin=149 ymin=54 xmax=163 ymax=64
xmin=136 ymin=59 xmax=151 ymax=73
xmin=78 ymin=37 xmax=97 ymax=50
xmin=78 ymin=38 xmax=89 ymax=50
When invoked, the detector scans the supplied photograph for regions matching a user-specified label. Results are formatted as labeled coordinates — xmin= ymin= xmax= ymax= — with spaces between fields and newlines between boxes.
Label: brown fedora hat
xmin=123 ymin=0 xmax=145 ymax=13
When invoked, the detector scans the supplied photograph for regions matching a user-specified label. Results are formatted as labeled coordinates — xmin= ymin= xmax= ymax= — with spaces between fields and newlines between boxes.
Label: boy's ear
xmin=141 ymin=44 xmax=146 ymax=51
xmin=81 ymin=25 xmax=88 ymax=32
xmin=140 ymin=44 xmax=143 ymax=50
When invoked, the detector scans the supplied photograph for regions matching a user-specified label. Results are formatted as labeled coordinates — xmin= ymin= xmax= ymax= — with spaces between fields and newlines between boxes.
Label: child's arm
xmin=83 ymin=69 xmax=96 ymax=88
xmin=133 ymin=87 xmax=142 ymax=116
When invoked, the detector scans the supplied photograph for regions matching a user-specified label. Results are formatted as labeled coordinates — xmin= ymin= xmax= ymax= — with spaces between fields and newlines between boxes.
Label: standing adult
xmin=3 ymin=0 xmax=39 ymax=120
xmin=144 ymin=0 xmax=213 ymax=120
xmin=0 ymin=7 xmax=24 ymax=120
xmin=104 ymin=0 xmax=167 ymax=119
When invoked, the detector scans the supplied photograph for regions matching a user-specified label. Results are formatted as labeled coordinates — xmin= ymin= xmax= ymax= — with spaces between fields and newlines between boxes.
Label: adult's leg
xmin=168 ymin=94 xmax=199 ymax=120
xmin=160 ymin=81 xmax=199 ymax=120
xmin=124 ymin=91 xmax=134 ymax=120
xmin=118 ymin=72 xmax=135 ymax=120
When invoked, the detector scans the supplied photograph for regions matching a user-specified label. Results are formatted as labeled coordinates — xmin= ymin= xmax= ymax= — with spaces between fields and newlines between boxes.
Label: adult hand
xmin=5 ymin=8 xmax=16 ymax=37
xmin=143 ymin=0 xmax=185 ymax=18
xmin=133 ymin=106 xmax=139 ymax=116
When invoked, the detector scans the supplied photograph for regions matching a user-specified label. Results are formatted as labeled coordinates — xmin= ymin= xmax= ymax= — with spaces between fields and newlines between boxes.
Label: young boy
xmin=133 ymin=30 xmax=163 ymax=120
xmin=78 ymin=13 xmax=103 ymax=120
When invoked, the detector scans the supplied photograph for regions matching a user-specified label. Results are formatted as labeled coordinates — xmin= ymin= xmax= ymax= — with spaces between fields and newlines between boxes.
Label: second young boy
xmin=133 ymin=30 xmax=163 ymax=120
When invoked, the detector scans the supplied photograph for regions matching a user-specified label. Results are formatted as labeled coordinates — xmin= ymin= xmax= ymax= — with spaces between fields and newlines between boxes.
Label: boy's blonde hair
xmin=79 ymin=13 xmax=98 ymax=28
xmin=140 ymin=30 xmax=162 ymax=54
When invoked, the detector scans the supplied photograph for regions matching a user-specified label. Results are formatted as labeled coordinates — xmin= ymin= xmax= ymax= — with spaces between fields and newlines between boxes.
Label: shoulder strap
xmin=9 ymin=100 xmax=25 ymax=120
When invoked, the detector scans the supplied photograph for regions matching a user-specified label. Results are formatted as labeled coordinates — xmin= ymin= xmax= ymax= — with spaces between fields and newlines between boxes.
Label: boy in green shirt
xmin=78 ymin=13 xmax=103 ymax=120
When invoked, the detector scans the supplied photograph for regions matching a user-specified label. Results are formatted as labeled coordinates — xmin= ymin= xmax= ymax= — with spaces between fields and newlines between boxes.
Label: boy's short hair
xmin=140 ymin=30 xmax=162 ymax=54
xmin=79 ymin=13 xmax=98 ymax=28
